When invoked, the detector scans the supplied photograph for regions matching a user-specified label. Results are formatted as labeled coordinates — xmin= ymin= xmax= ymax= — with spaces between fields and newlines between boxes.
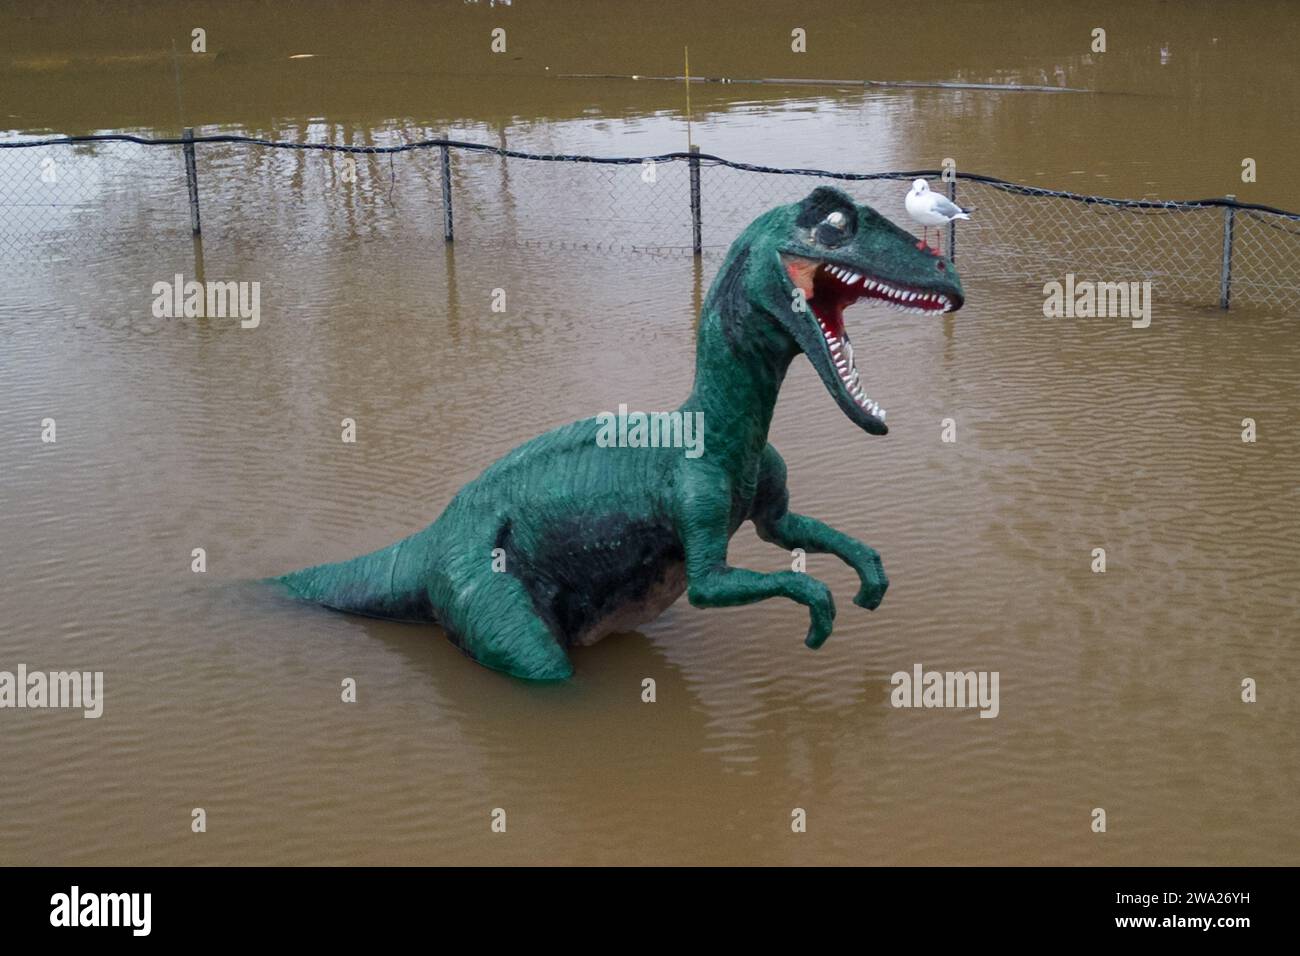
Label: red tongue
xmin=783 ymin=258 xmax=864 ymax=338
xmin=811 ymin=297 xmax=845 ymax=339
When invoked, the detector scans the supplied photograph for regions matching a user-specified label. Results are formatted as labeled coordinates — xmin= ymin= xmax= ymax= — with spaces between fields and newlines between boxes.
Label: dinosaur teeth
xmin=810 ymin=264 xmax=896 ymax=422
xmin=861 ymin=280 xmax=948 ymax=312
xmin=835 ymin=351 xmax=882 ymax=419
xmin=825 ymin=264 xmax=864 ymax=287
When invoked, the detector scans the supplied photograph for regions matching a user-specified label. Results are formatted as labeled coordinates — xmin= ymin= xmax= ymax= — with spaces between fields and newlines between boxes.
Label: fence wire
xmin=2 ymin=134 xmax=1297 ymax=311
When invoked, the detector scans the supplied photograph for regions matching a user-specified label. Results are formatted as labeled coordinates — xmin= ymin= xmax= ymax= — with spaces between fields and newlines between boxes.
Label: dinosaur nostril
xmin=936 ymin=260 xmax=946 ymax=271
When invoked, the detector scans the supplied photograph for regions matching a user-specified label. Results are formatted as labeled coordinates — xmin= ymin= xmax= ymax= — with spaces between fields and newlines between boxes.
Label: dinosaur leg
xmin=750 ymin=444 xmax=888 ymax=610
xmin=677 ymin=465 xmax=837 ymax=649
xmin=755 ymin=512 xmax=889 ymax=610
xmin=428 ymin=555 xmax=573 ymax=682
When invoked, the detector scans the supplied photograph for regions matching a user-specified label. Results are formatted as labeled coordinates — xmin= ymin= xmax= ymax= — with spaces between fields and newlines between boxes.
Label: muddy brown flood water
xmin=0 ymin=1 xmax=1297 ymax=865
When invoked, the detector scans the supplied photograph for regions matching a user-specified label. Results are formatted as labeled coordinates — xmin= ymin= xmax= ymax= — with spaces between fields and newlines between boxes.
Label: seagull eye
xmin=815 ymin=210 xmax=851 ymax=246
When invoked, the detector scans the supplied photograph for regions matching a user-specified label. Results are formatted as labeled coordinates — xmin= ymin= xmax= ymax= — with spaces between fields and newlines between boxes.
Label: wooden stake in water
xmin=440 ymin=140 xmax=454 ymax=242
xmin=182 ymin=127 xmax=201 ymax=235
xmin=1220 ymin=194 xmax=1236 ymax=310
xmin=685 ymin=47 xmax=702 ymax=254
xmin=947 ymin=179 xmax=958 ymax=262
xmin=170 ymin=39 xmax=186 ymax=134
xmin=684 ymin=46 xmax=693 ymax=150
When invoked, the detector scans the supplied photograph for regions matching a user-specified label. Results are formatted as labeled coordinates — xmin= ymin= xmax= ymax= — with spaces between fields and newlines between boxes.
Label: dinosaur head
xmin=743 ymin=185 xmax=965 ymax=436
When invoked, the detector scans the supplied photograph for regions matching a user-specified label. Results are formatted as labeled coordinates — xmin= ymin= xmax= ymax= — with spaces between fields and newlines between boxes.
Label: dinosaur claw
xmin=804 ymin=609 xmax=834 ymax=648
xmin=854 ymin=576 xmax=888 ymax=610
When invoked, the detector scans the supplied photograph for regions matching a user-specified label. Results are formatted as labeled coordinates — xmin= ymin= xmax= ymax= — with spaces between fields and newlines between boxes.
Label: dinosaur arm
xmin=678 ymin=465 xmax=836 ymax=648
xmin=750 ymin=445 xmax=889 ymax=611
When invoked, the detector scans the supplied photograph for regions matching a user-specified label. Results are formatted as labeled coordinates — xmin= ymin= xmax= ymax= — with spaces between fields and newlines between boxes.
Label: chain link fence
xmin=2 ymin=133 xmax=1297 ymax=311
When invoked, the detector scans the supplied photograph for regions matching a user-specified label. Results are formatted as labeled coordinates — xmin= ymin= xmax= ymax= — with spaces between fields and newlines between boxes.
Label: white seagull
xmin=905 ymin=178 xmax=972 ymax=255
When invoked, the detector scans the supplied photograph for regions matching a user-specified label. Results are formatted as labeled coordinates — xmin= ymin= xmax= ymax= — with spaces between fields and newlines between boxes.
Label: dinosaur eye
xmin=815 ymin=210 xmax=851 ymax=246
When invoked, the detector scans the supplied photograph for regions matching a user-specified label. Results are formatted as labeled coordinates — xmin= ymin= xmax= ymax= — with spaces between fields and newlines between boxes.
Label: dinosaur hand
xmin=852 ymin=548 xmax=889 ymax=610
xmin=788 ymin=574 xmax=836 ymax=649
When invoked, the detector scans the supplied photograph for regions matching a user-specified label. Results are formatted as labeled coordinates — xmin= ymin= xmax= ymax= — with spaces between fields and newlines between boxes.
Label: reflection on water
xmin=3 ymin=0 xmax=1298 ymax=206
xmin=1 ymin=0 xmax=1297 ymax=865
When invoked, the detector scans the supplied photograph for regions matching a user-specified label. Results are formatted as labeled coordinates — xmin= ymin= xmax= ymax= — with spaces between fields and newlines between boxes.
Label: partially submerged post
xmin=440 ymin=141 xmax=454 ymax=242
xmin=1219 ymin=194 xmax=1236 ymax=310
xmin=689 ymin=144 xmax=702 ymax=255
xmin=182 ymin=127 xmax=201 ymax=235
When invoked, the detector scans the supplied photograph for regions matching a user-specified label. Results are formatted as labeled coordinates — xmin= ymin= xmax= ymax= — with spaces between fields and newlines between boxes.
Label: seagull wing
xmin=928 ymin=194 xmax=967 ymax=218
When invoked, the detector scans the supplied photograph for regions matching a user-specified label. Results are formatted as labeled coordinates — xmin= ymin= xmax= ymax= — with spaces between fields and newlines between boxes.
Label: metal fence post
xmin=689 ymin=145 xmax=702 ymax=255
xmin=182 ymin=127 xmax=201 ymax=235
xmin=946 ymin=177 xmax=957 ymax=262
xmin=1219 ymin=194 xmax=1236 ymax=310
xmin=440 ymin=141 xmax=454 ymax=242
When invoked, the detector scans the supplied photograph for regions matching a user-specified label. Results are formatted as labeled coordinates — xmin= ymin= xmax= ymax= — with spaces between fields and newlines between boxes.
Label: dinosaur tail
xmin=271 ymin=530 xmax=437 ymax=623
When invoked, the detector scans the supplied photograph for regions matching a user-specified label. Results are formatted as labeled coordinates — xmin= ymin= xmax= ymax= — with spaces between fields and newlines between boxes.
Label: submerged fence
xmin=2 ymin=132 xmax=1298 ymax=311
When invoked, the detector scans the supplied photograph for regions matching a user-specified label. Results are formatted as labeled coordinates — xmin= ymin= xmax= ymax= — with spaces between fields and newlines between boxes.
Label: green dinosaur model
xmin=276 ymin=186 xmax=964 ymax=680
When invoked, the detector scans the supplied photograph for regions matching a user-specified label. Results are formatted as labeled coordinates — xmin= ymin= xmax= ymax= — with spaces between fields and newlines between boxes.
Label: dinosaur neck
xmin=680 ymin=286 xmax=796 ymax=478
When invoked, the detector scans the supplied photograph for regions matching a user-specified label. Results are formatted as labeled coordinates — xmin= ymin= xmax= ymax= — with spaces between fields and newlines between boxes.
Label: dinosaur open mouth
xmin=781 ymin=254 xmax=958 ymax=423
